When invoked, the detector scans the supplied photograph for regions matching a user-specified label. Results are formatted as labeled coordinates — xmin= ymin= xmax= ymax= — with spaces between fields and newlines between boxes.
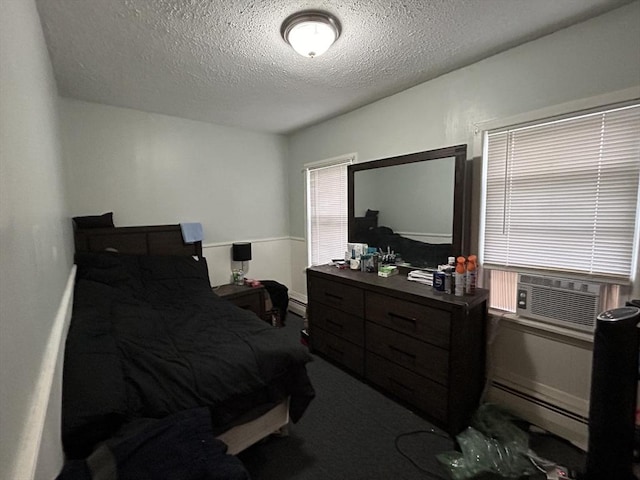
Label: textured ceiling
xmin=36 ymin=0 xmax=633 ymax=134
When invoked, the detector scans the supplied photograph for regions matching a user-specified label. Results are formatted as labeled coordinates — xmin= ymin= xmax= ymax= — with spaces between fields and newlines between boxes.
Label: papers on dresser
xmin=407 ymin=269 xmax=433 ymax=286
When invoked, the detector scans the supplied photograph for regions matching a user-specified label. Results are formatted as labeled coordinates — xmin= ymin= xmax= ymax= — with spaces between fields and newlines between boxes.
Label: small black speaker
xmin=585 ymin=306 xmax=640 ymax=480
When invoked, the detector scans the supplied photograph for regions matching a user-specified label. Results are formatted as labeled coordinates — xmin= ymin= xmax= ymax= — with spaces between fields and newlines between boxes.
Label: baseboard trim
xmin=288 ymin=291 xmax=307 ymax=317
xmin=487 ymin=381 xmax=589 ymax=451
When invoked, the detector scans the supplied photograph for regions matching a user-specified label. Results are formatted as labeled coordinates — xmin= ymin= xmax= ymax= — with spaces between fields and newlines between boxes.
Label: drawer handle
xmin=388 ymin=312 xmax=417 ymax=325
xmin=325 ymin=292 xmax=343 ymax=302
xmin=328 ymin=345 xmax=344 ymax=357
xmin=389 ymin=345 xmax=417 ymax=361
xmin=326 ymin=319 xmax=344 ymax=330
xmin=390 ymin=378 xmax=415 ymax=395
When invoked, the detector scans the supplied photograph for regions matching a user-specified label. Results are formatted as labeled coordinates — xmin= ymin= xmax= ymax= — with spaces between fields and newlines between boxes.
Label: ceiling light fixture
xmin=281 ymin=10 xmax=341 ymax=58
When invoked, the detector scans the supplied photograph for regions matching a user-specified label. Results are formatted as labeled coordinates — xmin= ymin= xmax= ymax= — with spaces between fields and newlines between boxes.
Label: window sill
xmin=488 ymin=308 xmax=594 ymax=344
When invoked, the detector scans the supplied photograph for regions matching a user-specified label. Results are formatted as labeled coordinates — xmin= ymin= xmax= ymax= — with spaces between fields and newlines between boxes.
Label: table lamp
xmin=232 ymin=242 xmax=252 ymax=285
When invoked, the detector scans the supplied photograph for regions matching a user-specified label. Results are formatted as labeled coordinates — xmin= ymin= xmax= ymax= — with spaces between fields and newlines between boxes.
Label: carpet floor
xmin=238 ymin=313 xmax=586 ymax=480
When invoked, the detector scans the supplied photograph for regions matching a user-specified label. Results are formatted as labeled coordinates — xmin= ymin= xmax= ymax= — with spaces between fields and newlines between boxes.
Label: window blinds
xmin=482 ymin=103 xmax=640 ymax=280
xmin=307 ymin=161 xmax=350 ymax=266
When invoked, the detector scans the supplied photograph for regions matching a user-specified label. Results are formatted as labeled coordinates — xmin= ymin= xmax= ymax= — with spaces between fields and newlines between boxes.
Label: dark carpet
xmin=238 ymin=313 xmax=586 ymax=480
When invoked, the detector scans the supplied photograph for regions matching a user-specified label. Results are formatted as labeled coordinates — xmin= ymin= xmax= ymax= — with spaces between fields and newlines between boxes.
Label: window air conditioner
xmin=516 ymin=274 xmax=602 ymax=332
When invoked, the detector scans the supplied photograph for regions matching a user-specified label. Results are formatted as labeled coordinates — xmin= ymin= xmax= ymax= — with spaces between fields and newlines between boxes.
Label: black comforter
xmin=361 ymin=226 xmax=453 ymax=268
xmin=63 ymin=252 xmax=314 ymax=459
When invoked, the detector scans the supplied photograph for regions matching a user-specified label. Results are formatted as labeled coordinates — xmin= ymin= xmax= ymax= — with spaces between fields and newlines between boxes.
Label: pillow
xmin=365 ymin=209 xmax=379 ymax=218
xmin=73 ymin=212 xmax=114 ymax=229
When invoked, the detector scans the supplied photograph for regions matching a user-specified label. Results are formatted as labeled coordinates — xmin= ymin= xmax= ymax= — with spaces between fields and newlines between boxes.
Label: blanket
xmin=63 ymin=252 xmax=314 ymax=459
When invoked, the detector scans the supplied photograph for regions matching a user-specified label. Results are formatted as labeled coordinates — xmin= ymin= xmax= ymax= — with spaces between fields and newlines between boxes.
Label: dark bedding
xmin=360 ymin=226 xmax=453 ymax=268
xmin=63 ymin=252 xmax=315 ymax=459
xmin=57 ymin=408 xmax=250 ymax=480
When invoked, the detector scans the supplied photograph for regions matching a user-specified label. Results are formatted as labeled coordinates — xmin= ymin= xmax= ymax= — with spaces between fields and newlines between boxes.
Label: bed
xmin=61 ymin=224 xmax=315 ymax=477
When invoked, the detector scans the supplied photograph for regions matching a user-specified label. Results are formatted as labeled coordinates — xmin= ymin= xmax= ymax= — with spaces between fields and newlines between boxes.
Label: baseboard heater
xmin=288 ymin=296 xmax=307 ymax=317
xmin=488 ymin=381 xmax=589 ymax=450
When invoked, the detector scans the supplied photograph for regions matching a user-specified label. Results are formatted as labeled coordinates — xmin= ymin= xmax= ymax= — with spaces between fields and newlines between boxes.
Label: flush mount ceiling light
xmin=281 ymin=10 xmax=341 ymax=58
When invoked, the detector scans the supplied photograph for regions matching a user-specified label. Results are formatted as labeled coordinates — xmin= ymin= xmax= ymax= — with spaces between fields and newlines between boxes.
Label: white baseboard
xmin=288 ymin=291 xmax=307 ymax=318
xmin=485 ymin=313 xmax=592 ymax=451
xmin=487 ymin=381 xmax=588 ymax=451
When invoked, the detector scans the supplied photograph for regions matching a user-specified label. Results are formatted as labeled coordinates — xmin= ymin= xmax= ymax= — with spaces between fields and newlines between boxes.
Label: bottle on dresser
xmin=455 ymin=257 xmax=466 ymax=296
xmin=466 ymin=255 xmax=477 ymax=295
xmin=444 ymin=256 xmax=456 ymax=294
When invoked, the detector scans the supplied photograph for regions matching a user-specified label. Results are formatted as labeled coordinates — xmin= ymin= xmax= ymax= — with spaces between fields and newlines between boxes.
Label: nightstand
xmin=214 ymin=283 xmax=266 ymax=320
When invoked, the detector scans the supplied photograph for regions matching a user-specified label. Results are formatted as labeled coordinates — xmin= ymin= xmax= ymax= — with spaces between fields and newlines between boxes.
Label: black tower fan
xmin=584 ymin=304 xmax=639 ymax=480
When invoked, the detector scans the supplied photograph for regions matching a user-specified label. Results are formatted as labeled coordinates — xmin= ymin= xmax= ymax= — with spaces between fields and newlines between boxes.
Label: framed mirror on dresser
xmin=348 ymin=144 xmax=468 ymax=269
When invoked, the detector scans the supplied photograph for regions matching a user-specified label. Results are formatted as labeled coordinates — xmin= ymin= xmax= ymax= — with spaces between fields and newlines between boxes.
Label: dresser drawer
xmin=309 ymin=301 xmax=364 ymax=346
xmin=308 ymin=275 xmax=364 ymax=317
xmin=366 ymin=322 xmax=449 ymax=386
xmin=311 ymin=327 xmax=364 ymax=376
xmin=366 ymin=353 xmax=447 ymax=423
xmin=365 ymin=292 xmax=451 ymax=349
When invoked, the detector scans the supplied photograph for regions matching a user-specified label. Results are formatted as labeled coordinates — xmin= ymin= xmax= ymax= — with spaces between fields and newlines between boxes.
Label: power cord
xmin=527 ymin=451 xmax=579 ymax=480
xmin=394 ymin=429 xmax=451 ymax=479
xmin=528 ymin=449 xmax=562 ymax=476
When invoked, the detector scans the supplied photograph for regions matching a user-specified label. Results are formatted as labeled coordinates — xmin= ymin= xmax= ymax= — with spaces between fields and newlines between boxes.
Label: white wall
xmin=203 ymin=239 xmax=293 ymax=288
xmin=60 ymin=99 xmax=293 ymax=287
xmin=0 ymin=0 xmax=74 ymax=479
xmin=287 ymin=1 xmax=640 ymax=297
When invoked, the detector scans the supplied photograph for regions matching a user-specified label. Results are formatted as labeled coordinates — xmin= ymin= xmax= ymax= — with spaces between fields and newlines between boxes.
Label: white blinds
xmin=307 ymin=161 xmax=350 ymax=266
xmin=482 ymin=103 xmax=640 ymax=280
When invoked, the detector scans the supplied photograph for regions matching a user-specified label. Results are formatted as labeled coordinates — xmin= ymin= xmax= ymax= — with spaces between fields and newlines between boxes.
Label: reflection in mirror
xmin=354 ymin=157 xmax=455 ymax=242
xmin=348 ymin=145 xmax=467 ymax=269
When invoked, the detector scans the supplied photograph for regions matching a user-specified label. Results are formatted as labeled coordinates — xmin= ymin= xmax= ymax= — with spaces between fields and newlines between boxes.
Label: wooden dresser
xmin=306 ymin=264 xmax=488 ymax=435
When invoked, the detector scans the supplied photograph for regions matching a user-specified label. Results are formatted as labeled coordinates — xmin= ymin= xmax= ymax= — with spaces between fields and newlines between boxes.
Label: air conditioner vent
xmin=517 ymin=274 xmax=602 ymax=332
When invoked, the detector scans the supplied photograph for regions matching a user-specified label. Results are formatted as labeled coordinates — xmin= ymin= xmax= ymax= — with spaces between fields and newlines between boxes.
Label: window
xmin=481 ymin=102 xmax=640 ymax=312
xmin=306 ymin=155 xmax=354 ymax=266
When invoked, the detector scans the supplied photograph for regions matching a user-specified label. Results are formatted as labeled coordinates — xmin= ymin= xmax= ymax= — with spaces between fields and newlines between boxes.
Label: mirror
xmin=348 ymin=144 xmax=467 ymax=269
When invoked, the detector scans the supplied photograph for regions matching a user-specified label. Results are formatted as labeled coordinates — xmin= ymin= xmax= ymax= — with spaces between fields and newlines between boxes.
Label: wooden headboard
xmin=74 ymin=224 xmax=202 ymax=257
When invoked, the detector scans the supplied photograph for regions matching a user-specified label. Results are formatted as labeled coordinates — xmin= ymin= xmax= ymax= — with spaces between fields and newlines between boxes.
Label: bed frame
xmin=73 ymin=223 xmax=289 ymax=454
xmin=74 ymin=224 xmax=203 ymax=257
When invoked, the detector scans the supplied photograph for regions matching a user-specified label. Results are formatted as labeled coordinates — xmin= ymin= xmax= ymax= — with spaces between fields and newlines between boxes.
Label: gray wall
xmin=287 ymin=1 xmax=640 ymax=296
xmin=60 ymin=99 xmax=289 ymax=243
xmin=0 ymin=0 xmax=74 ymax=478
xmin=59 ymin=99 xmax=295 ymax=287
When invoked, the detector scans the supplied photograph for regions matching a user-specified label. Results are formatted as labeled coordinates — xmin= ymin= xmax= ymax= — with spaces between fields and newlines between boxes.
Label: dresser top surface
xmin=307 ymin=264 xmax=488 ymax=309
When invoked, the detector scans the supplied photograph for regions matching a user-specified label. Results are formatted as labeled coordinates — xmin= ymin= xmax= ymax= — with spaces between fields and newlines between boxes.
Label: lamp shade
xmin=232 ymin=242 xmax=252 ymax=262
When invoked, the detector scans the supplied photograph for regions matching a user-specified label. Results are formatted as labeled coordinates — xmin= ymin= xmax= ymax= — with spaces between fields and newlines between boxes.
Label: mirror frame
xmin=348 ymin=144 xmax=468 ymax=263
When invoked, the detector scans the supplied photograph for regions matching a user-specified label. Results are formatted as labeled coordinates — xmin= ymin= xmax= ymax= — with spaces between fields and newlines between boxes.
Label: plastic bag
xmin=436 ymin=404 xmax=538 ymax=479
